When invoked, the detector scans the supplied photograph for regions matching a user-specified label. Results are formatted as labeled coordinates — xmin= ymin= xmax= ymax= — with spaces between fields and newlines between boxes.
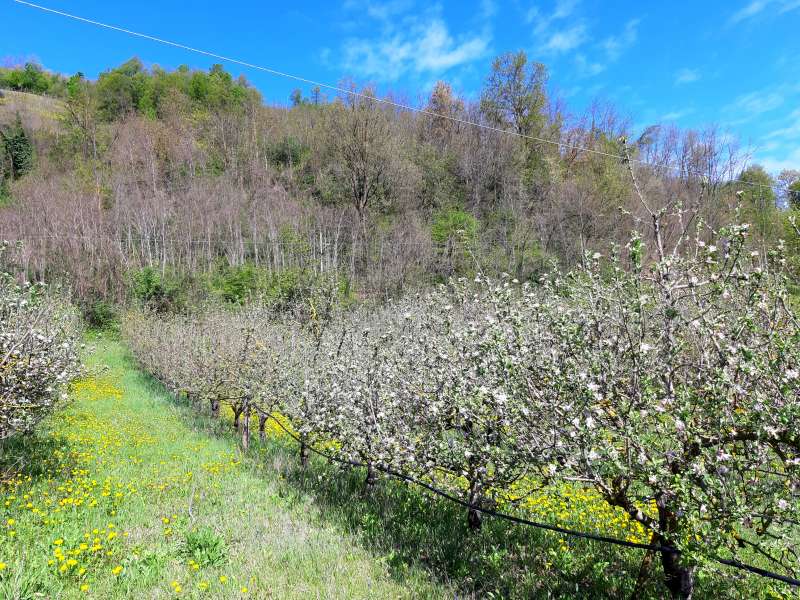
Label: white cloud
xmin=728 ymin=0 xmax=800 ymax=24
xmin=568 ymin=18 xmax=641 ymax=78
xmin=726 ymin=90 xmax=784 ymax=120
xmin=527 ymin=0 xmax=579 ymax=32
xmin=341 ymin=13 xmax=490 ymax=82
xmin=674 ymin=68 xmax=700 ymax=85
xmin=415 ymin=21 xmax=490 ymax=71
xmin=729 ymin=0 xmax=771 ymax=23
xmin=528 ymin=0 xmax=591 ymax=55
xmin=541 ymin=23 xmax=589 ymax=53
xmin=574 ymin=53 xmax=606 ymax=76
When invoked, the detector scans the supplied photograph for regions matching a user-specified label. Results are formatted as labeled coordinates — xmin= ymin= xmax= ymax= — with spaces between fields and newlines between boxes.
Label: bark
xmin=467 ymin=480 xmax=483 ymax=531
xmin=362 ymin=462 xmax=377 ymax=494
xmin=258 ymin=414 xmax=267 ymax=442
xmin=232 ymin=406 xmax=242 ymax=431
xmin=241 ymin=406 xmax=251 ymax=452
xmin=629 ymin=536 xmax=656 ymax=600
xmin=299 ymin=438 xmax=309 ymax=468
xmin=657 ymin=497 xmax=695 ymax=599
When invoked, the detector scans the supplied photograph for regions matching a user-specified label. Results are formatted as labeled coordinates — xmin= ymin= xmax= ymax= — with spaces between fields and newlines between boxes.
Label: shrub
xmin=82 ymin=299 xmax=118 ymax=331
xmin=130 ymin=266 xmax=186 ymax=313
xmin=208 ymin=263 xmax=261 ymax=305
xmin=267 ymin=136 xmax=307 ymax=169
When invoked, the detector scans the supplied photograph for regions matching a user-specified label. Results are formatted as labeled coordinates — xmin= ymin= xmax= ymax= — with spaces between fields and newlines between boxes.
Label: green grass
xmin=0 ymin=338 xmax=448 ymax=599
xmin=0 ymin=337 xmax=791 ymax=599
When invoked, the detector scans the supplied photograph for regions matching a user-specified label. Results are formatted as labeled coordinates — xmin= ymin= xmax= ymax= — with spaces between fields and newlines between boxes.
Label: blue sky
xmin=2 ymin=0 xmax=799 ymax=173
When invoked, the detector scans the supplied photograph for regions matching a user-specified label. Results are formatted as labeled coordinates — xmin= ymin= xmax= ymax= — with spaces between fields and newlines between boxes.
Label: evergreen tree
xmin=0 ymin=114 xmax=34 ymax=180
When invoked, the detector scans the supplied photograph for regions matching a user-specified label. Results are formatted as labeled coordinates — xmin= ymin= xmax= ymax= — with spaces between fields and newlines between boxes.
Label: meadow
xmin=0 ymin=338 xmax=447 ymax=599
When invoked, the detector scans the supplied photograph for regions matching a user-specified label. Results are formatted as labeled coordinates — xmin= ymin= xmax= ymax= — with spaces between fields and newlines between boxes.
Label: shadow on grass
xmin=0 ymin=425 xmax=79 ymax=483
xmin=268 ymin=443 xmax=668 ymax=600
xmin=127 ymin=363 xmax=665 ymax=600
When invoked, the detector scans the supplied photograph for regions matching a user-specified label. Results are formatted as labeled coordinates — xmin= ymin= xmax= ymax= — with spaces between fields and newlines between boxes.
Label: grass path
xmin=0 ymin=338 xmax=448 ymax=599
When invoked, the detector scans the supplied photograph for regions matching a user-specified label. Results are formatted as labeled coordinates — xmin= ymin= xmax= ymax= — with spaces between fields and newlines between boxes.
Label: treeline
xmin=0 ymin=56 xmax=798 ymax=311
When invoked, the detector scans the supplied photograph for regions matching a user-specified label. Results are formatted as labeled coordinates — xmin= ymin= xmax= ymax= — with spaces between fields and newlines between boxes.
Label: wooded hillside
xmin=1 ymin=57 xmax=798 ymax=312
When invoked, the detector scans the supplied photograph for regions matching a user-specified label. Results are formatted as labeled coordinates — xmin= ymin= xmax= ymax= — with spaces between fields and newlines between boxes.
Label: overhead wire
xmin=263 ymin=412 xmax=800 ymax=588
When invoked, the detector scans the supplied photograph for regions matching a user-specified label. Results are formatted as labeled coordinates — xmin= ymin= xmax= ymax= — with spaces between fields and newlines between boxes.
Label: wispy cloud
xmin=528 ymin=0 xmax=589 ymax=55
xmin=570 ymin=18 xmax=641 ymax=78
xmin=757 ymin=146 xmax=800 ymax=173
xmin=726 ymin=90 xmax=784 ymax=120
xmin=728 ymin=0 xmax=800 ymax=24
xmin=340 ymin=5 xmax=491 ymax=82
xmin=526 ymin=0 xmax=580 ymax=34
xmin=541 ymin=23 xmax=589 ymax=53
xmin=527 ymin=2 xmax=640 ymax=74
xmin=601 ymin=19 xmax=640 ymax=61
xmin=574 ymin=53 xmax=606 ymax=76
xmin=764 ymin=108 xmax=800 ymax=140
xmin=661 ymin=108 xmax=695 ymax=121
xmin=674 ymin=68 xmax=700 ymax=85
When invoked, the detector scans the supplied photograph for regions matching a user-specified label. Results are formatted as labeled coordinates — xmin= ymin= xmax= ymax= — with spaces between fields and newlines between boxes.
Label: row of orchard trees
xmin=123 ymin=208 xmax=800 ymax=599
xmin=0 ymin=242 xmax=82 ymax=441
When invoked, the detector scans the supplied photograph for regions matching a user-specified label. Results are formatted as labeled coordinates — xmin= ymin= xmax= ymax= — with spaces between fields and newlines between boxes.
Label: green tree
xmin=290 ymin=88 xmax=304 ymax=107
xmin=790 ymin=179 xmax=800 ymax=210
xmin=95 ymin=57 xmax=147 ymax=121
xmin=735 ymin=165 xmax=778 ymax=244
xmin=0 ymin=63 xmax=51 ymax=94
xmin=480 ymin=51 xmax=554 ymax=188
xmin=0 ymin=114 xmax=34 ymax=180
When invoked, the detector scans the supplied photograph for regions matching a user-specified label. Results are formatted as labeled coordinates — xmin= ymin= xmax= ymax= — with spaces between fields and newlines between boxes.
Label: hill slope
xmin=0 ymin=89 xmax=63 ymax=132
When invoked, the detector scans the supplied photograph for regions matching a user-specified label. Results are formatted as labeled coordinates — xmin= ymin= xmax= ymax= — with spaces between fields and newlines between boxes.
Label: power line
xmin=262 ymin=410 xmax=800 ymax=588
xmin=10 ymin=0 xmax=782 ymax=195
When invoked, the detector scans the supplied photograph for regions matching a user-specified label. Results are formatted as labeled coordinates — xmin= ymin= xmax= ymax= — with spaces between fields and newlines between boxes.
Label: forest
xmin=1 ymin=57 xmax=798 ymax=317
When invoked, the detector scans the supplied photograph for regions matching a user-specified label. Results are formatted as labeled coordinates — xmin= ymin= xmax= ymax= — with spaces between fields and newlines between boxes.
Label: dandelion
xmin=111 ymin=565 xmax=123 ymax=575
xmin=80 ymin=584 xmax=89 ymax=592
xmin=0 ymin=562 xmax=6 ymax=571
xmin=219 ymin=575 xmax=228 ymax=584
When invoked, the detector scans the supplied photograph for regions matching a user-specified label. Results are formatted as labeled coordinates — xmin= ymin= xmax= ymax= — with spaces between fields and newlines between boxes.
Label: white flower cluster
xmin=123 ymin=224 xmax=800 ymax=587
xmin=0 ymin=250 xmax=82 ymax=440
